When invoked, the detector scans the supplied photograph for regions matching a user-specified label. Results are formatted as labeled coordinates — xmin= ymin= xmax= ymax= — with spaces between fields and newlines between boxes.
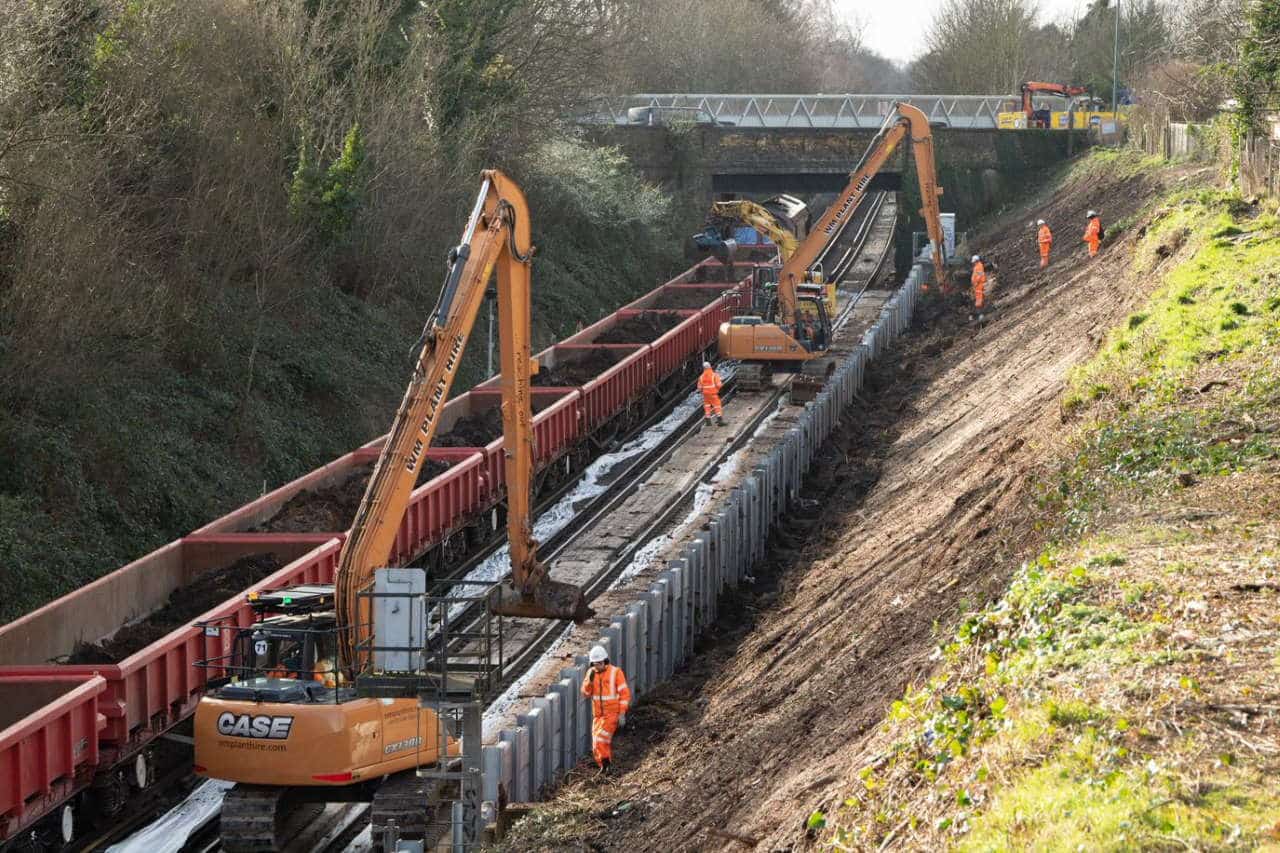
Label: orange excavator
xmin=718 ymin=101 xmax=949 ymax=391
xmin=192 ymin=170 xmax=591 ymax=851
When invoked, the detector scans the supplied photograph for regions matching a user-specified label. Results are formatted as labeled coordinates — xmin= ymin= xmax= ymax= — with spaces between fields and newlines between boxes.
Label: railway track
xmin=114 ymin=194 xmax=898 ymax=853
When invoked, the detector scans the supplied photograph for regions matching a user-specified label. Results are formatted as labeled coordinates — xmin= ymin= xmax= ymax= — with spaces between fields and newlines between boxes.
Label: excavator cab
xmin=199 ymin=585 xmax=348 ymax=695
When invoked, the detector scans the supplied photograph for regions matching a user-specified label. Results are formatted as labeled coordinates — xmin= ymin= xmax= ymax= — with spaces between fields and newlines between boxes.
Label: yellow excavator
xmin=694 ymin=198 xmax=837 ymax=317
xmin=718 ymin=102 xmax=949 ymax=391
xmin=192 ymin=170 xmax=591 ymax=851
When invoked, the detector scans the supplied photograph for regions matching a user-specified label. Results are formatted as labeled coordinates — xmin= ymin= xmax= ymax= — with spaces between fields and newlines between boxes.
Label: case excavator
xmin=717 ymin=102 xmax=949 ymax=395
xmin=192 ymin=171 xmax=591 ymax=851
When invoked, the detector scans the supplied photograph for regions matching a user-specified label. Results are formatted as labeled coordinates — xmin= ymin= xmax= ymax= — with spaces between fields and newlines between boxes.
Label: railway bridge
xmin=584 ymin=93 xmax=1092 ymax=220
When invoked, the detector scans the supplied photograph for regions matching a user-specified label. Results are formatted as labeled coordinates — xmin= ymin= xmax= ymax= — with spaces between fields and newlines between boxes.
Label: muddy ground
xmin=596 ymin=312 xmax=685 ymax=344
xmin=689 ymin=264 xmax=736 ymax=283
xmin=66 ymin=553 xmax=283 ymax=664
xmin=255 ymin=464 xmax=374 ymax=532
xmin=650 ymin=288 xmax=723 ymax=310
xmin=503 ymin=163 xmax=1203 ymax=851
xmin=534 ymin=350 xmax=622 ymax=387
xmin=433 ymin=408 xmax=505 ymax=448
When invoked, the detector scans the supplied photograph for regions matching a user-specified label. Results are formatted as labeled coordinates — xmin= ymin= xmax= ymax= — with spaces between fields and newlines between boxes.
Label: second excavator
xmin=718 ymin=101 xmax=950 ymax=392
xmin=192 ymin=170 xmax=591 ymax=851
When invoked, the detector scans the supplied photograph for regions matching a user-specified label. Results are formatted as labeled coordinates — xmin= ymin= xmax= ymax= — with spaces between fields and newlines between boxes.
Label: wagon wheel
xmin=441 ymin=532 xmax=466 ymax=569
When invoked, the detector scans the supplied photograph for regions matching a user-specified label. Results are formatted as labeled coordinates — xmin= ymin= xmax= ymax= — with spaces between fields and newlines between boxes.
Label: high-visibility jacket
xmin=697 ymin=368 xmax=723 ymax=398
xmin=1038 ymin=224 xmax=1053 ymax=248
xmin=1083 ymin=217 xmax=1101 ymax=243
xmin=582 ymin=663 xmax=631 ymax=717
xmin=970 ymin=260 xmax=987 ymax=289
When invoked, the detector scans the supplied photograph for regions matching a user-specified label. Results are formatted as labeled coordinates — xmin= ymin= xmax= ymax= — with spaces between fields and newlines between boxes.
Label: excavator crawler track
xmin=735 ymin=363 xmax=771 ymax=392
xmin=370 ymin=771 xmax=450 ymax=851
xmin=220 ymin=786 xmax=289 ymax=853
xmin=220 ymin=785 xmax=325 ymax=852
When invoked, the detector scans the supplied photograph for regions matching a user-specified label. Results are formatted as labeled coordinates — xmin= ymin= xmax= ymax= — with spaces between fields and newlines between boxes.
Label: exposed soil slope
xmin=500 ymin=157 xmax=1211 ymax=851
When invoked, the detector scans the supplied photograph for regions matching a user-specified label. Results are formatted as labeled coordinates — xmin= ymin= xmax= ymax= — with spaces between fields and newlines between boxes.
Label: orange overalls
xmin=1038 ymin=223 xmax=1053 ymax=268
xmin=970 ymin=260 xmax=987 ymax=311
xmin=582 ymin=663 xmax=631 ymax=767
xmin=1083 ymin=217 xmax=1101 ymax=258
xmin=697 ymin=366 xmax=723 ymax=420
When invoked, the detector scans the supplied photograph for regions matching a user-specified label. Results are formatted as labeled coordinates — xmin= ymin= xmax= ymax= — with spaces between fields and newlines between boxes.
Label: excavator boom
xmin=336 ymin=170 xmax=591 ymax=670
xmin=775 ymin=102 xmax=948 ymax=320
xmin=707 ymin=200 xmax=800 ymax=261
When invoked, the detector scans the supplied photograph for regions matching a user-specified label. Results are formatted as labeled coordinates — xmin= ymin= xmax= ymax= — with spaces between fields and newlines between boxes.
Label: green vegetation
xmin=0 ymin=1 xmax=695 ymax=624
xmin=820 ymin=156 xmax=1280 ymax=850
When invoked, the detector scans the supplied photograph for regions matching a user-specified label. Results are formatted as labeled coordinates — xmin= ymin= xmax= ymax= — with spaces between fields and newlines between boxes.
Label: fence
xmin=1241 ymin=134 xmax=1280 ymax=198
xmin=1130 ymin=117 xmax=1213 ymax=160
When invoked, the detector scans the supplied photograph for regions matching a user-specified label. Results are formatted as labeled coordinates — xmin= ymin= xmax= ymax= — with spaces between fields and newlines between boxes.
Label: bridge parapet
xmin=585 ymin=94 xmax=1032 ymax=130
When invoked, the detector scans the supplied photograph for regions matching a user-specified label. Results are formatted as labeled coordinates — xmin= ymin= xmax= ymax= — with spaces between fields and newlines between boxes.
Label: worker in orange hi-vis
xmin=1083 ymin=210 xmax=1102 ymax=258
xmin=582 ymin=645 xmax=631 ymax=774
xmin=969 ymin=254 xmax=988 ymax=320
xmin=697 ymin=361 xmax=725 ymax=426
xmin=1037 ymin=219 xmax=1053 ymax=268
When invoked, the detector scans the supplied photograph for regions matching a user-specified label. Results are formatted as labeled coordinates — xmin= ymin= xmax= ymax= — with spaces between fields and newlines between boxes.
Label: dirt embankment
xmin=67 ymin=553 xmax=283 ymax=664
xmin=502 ymin=162 xmax=1193 ymax=851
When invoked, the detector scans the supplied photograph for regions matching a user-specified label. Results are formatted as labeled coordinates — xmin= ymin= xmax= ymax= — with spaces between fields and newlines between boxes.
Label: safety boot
xmin=717 ymin=417 xmax=726 ymax=426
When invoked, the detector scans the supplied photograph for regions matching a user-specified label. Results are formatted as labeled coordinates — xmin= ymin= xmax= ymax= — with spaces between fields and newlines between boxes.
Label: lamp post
xmin=1111 ymin=0 xmax=1121 ymax=114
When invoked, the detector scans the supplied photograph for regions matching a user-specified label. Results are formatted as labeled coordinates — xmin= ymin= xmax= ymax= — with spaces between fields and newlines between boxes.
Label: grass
xmin=818 ymin=156 xmax=1280 ymax=852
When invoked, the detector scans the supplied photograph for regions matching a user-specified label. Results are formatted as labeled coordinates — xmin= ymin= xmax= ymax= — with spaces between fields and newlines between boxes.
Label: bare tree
xmin=913 ymin=0 xmax=1044 ymax=93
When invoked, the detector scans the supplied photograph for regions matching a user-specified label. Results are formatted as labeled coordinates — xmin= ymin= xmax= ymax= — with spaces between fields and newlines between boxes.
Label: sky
xmin=834 ymin=0 xmax=1094 ymax=64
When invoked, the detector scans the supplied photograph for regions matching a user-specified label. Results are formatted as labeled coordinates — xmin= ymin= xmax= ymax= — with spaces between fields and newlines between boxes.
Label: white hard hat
xmin=703 ymin=361 xmax=711 ymax=369
xmin=971 ymin=255 xmax=980 ymax=263
xmin=589 ymin=645 xmax=607 ymax=663
xmin=1037 ymin=219 xmax=1045 ymax=225
xmin=1087 ymin=209 xmax=1097 ymax=217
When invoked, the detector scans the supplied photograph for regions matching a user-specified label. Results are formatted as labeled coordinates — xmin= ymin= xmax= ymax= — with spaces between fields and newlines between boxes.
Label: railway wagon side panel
xmin=0 ymin=535 xmax=333 ymax=669
xmin=0 ymin=541 xmax=343 ymax=754
xmin=391 ymin=450 xmax=487 ymax=567
xmin=573 ymin=345 xmax=651 ymax=431
xmin=642 ymin=310 xmax=703 ymax=379
xmin=0 ymin=675 xmax=105 ymax=842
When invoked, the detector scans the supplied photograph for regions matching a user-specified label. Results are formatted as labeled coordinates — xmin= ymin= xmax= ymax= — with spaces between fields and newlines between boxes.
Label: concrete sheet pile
xmin=479 ymin=260 xmax=928 ymax=819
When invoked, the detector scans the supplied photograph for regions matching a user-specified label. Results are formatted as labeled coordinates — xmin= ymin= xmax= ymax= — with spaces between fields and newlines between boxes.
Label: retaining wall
xmin=480 ymin=259 xmax=928 ymax=823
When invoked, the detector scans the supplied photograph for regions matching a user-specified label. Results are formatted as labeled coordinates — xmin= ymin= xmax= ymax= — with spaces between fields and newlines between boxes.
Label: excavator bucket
xmin=492 ymin=577 xmax=595 ymax=623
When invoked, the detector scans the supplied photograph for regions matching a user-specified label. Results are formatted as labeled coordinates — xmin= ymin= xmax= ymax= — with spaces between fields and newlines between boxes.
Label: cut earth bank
xmin=496 ymin=150 xmax=1280 ymax=850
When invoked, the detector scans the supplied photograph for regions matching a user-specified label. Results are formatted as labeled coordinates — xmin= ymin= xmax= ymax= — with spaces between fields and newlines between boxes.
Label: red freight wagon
xmin=464 ymin=388 xmax=582 ymax=469
xmin=0 ymin=259 xmax=727 ymax=847
xmin=0 ymin=674 xmax=106 ymax=844
xmin=549 ymin=345 xmax=649 ymax=431
xmin=388 ymin=449 xmax=488 ymax=568
xmin=640 ymin=310 xmax=705 ymax=379
xmin=0 ymin=534 xmax=335 ymax=669
xmin=0 ymin=539 xmax=341 ymax=755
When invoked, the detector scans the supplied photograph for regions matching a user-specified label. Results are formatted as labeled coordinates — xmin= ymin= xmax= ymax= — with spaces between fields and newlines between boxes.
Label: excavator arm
xmin=774 ymin=102 xmax=949 ymax=327
xmin=1021 ymin=82 xmax=1089 ymax=118
xmin=336 ymin=169 xmax=591 ymax=671
xmin=707 ymin=200 xmax=800 ymax=261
